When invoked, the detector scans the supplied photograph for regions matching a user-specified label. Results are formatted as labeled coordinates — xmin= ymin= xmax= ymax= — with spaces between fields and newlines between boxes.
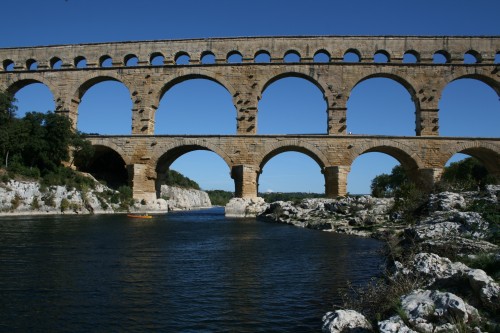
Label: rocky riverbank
xmin=0 ymin=178 xmax=211 ymax=216
xmin=225 ymin=186 xmax=500 ymax=332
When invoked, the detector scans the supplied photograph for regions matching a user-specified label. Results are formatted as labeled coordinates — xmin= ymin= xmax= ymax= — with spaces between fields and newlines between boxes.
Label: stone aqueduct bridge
xmin=1 ymin=36 xmax=499 ymax=200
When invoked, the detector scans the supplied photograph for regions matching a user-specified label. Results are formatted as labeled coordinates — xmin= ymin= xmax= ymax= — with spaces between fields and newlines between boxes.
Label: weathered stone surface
xmin=399 ymin=289 xmax=478 ymax=333
xmin=160 ymin=185 xmax=211 ymax=210
xmin=2 ymin=36 xmax=499 ymax=201
xmin=428 ymin=192 xmax=466 ymax=211
xmin=322 ymin=310 xmax=372 ymax=333
xmin=224 ymin=197 xmax=268 ymax=218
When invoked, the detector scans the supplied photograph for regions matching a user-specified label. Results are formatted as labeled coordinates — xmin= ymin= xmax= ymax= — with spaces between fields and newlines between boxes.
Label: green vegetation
xmin=164 ymin=169 xmax=200 ymax=190
xmin=206 ymin=190 xmax=234 ymax=206
xmin=440 ymin=157 xmax=496 ymax=191
xmin=259 ymin=191 xmax=324 ymax=203
xmin=0 ymin=91 xmax=94 ymax=187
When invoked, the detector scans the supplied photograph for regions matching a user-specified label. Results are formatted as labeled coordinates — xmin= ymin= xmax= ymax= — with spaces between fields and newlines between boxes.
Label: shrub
xmin=10 ymin=194 xmax=22 ymax=210
xmin=30 ymin=197 xmax=40 ymax=210
xmin=60 ymin=198 xmax=70 ymax=212
xmin=42 ymin=193 xmax=56 ymax=207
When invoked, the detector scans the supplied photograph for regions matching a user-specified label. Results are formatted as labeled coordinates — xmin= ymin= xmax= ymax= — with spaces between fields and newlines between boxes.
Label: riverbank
xmin=0 ymin=178 xmax=212 ymax=216
xmin=225 ymin=186 xmax=499 ymax=332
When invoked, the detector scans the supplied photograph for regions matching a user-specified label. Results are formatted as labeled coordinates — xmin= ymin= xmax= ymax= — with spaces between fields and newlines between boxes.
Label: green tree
xmin=0 ymin=92 xmax=18 ymax=167
xmin=371 ymin=165 xmax=408 ymax=197
xmin=441 ymin=157 xmax=492 ymax=190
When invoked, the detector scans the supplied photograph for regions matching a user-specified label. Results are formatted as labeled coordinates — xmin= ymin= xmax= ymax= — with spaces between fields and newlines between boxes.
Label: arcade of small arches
xmin=1 ymin=36 xmax=499 ymax=200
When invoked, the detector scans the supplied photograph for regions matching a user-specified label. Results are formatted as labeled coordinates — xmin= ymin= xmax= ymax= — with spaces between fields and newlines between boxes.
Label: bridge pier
xmin=231 ymin=165 xmax=259 ymax=198
xmin=127 ymin=164 xmax=157 ymax=202
xmin=414 ymin=167 xmax=444 ymax=192
xmin=324 ymin=166 xmax=350 ymax=198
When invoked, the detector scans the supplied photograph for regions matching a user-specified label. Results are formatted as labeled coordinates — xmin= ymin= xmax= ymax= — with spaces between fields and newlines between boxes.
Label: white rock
xmin=225 ymin=197 xmax=268 ymax=218
xmin=160 ymin=185 xmax=211 ymax=210
xmin=322 ymin=310 xmax=372 ymax=333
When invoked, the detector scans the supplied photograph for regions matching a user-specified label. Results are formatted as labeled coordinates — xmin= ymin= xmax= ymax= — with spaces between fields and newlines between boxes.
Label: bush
xmin=30 ymin=197 xmax=40 ymax=210
xmin=42 ymin=193 xmax=56 ymax=207
xmin=10 ymin=194 xmax=22 ymax=210
xmin=207 ymin=190 xmax=234 ymax=206
xmin=60 ymin=198 xmax=70 ymax=212
xmin=391 ymin=183 xmax=427 ymax=224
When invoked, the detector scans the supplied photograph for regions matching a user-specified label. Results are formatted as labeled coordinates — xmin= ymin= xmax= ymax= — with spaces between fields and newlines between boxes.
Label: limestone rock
xmin=396 ymin=289 xmax=478 ymax=333
xmin=224 ymin=197 xmax=268 ymax=218
xmin=160 ymin=185 xmax=211 ymax=210
xmin=322 ymin=310 xmax=372 ymax=333
xmin=378 ymin=315 xmax=417 ymax=333
xmin=428 ymin=192 xmax=466 ymax=211
xmin=467 ymin=269 xmax=500 ymax=312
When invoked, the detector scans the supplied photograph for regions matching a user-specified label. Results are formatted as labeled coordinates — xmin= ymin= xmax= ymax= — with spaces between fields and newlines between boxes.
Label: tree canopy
xmin=0 ymin=90 xmax=93 ymax=178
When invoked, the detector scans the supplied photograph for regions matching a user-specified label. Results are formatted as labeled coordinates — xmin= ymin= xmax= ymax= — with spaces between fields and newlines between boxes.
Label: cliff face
xmin=160 ymin=185 xmax=211 ymax=210
xmin=0 ymin=180 xmax=212 ymax=216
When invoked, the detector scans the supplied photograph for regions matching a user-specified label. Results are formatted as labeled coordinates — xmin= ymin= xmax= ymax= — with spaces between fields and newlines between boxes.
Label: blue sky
xmin=3 ymin=0 xmax=500 ymax=194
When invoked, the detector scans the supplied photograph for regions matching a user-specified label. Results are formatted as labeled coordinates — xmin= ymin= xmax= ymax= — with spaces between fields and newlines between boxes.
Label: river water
xmin=0 ymin=207 xmax=384 ymax=332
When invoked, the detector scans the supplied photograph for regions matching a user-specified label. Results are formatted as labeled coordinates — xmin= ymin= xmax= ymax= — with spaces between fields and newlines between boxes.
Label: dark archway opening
xmin=75 ymin=145 xmax=128 ymax=190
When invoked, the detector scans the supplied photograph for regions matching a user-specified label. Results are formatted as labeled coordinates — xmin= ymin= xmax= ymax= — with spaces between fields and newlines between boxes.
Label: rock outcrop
xmin=224 ymin=197 xmax=268 ymax=218
xmin=0 ymin=179 xmax=212 ymax=215
xmin=160 ymin=185 xmax=211 ymax=210
xmin=322 ymin=310 xmax=372 ymax=333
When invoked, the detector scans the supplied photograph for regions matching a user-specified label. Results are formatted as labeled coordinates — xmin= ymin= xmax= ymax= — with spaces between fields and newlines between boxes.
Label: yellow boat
xmin=127 ymin=213 xmax=153 ymax=219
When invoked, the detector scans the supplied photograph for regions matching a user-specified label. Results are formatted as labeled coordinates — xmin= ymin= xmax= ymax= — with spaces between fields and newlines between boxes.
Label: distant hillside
xmin=165 ymin=170 xmax=200 ymax=190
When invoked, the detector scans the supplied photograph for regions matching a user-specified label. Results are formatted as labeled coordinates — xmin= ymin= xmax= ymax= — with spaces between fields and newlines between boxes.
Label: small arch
xmin=100 ymin=55 xmax=113 ymax=67
xmin=464 ymin=50 xmax=481 ymax=64
xmin=343 ymin=49 xmax=361 ymax=62
xmin=403 ymin=51 xmax=419 ymax=63
xmin=75 ymin=56 xmax=87 ymax=68
xmin=50 ymin=57 xmax=63 ymax=69
xmin=284 ymin=50 xmax=301 ymax=63
xmin=374 ymin=50 xmax=390 ymax=63
xmin=175 ymin=52 xmax=190 ymax=65
xmin=200 ymin=51 xmax=216 ymax=64
xmin=3 ymin=59 xmax=15 ymax=71
xmin=433 ymin=50 xmax=450 ymax=64
xmin=27 ymin=59 xmax=38 ymax=71
xmin=313 ymin=50 xmax=330 ymax=63
xmin=124 ymin=54 xmax=139 ymax=66
xmin=227 ymin=50 xmax=243 ymax=64
xmin=254 ymin=50 xmax=271 ymax=63
xmin=150 ymin=52 xmax=165 ymax=66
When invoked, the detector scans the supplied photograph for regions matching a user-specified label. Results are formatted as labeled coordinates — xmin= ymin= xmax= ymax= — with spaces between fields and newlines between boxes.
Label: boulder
xmin=428 ymin=192 xmax=466 ymax=211
xmin=322 ymin=310 xmax=372 ymax=333
xmin=224 ymin=197 xmax=268 ymax=218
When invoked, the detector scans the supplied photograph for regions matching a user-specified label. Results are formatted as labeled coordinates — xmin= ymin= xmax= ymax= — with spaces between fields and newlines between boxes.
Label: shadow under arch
xmin=152 ymin=141 xmax=232 ymax=198
xmin=75 ymin=144 xmax=128 ymax=190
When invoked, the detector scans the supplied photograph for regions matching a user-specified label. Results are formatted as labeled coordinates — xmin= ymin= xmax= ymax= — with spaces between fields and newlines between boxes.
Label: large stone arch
xmin=258 ymin=139 xmax=330 ymax=171
xmin=4 ymin=75 xmax=58 ymax=99
xmin=84 ymin=138 xmax=132 ymax=165
xmin=69 ymin=73 xmax=134 ymax=129
xmin=347 ymin=140 xmax=423 ymax=179
xmin=74 ymin=142 xmax=129 ymax=189
xmin=439 ymin=141 xmax=500 ymax=176
xmin=442 ymin=72 xmax=500 ymax=97
xmin=150 ymin=139 xmax=233 ymax=174
xmin=156 ymin=70 xmax=237 ymax=103
xmin=260 ymin=70 xmax=329 ymax=104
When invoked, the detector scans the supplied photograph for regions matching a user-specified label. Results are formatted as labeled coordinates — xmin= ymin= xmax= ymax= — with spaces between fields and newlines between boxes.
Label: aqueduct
xmin=1 ymin=36 xmax=499 ymax=200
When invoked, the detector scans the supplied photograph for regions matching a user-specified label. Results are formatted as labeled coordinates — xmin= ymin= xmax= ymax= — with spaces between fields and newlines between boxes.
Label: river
xmin=0 ymin=207 xmax=384 ymax=332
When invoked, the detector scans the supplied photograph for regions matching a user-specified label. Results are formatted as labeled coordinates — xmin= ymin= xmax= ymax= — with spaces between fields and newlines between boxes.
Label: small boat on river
xmin=127 ymin=213 xmax=153 ymax=219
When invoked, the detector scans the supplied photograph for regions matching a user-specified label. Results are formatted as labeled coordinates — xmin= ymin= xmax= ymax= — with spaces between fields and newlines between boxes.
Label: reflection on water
xmin=0 ymin=208 xmax=383 ymax=332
